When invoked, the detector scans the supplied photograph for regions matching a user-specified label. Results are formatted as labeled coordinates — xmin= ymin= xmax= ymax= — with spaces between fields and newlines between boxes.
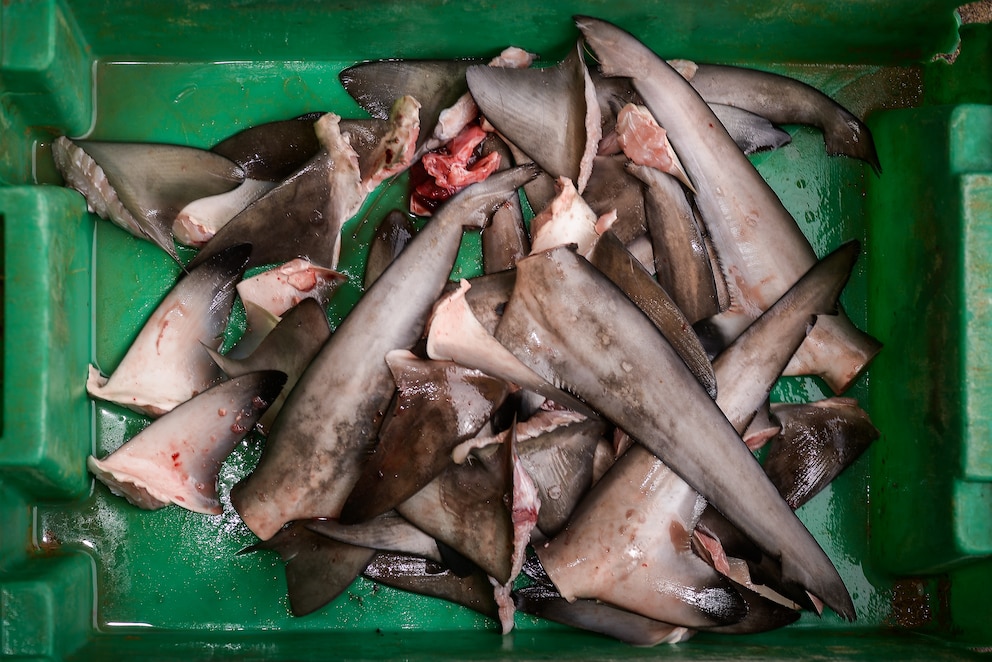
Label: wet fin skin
xmin=364 ymin=552 xmax=500 ymax=622
xmin=426 ymin=278 xmax=598 ymax=418
xmin=481 ymin=134 xmax=530 ymax=273
xmin=686 ymin=63 xmax=882 ymax=173
xmin=189 ymin=113 xmax=365 ymax=272
xmin=713 ymin=241 xmax=860 ymax=433
xmin=495 ymin=244 xmax=854 ymax=620
xmin=339 ymin=351 xmax=510 ymax=525
xmin=240 ymin=521 xmax=375 ymax=617
xmin=515 ymin=417 xmax=606 ymax=539
xmin=688 ymin=242 xmax=862 ymax=612
xmin=230 ymin=165 xmax=539 ymax=542
xmin=763 ymin=398 xmax=880 ymax=510
xmin=88 ymin=370 xmax=286 ymax=515
xmin=212 ymin=112 xmax=326 ymax=182
xmin=626 ymin=163 xmax=722 ymax=325
xmin=53 ymin=137 xmax=244 ymax=262
xmin=536 ymin=442 xmax=748 ymax=628
xmin=708 ymin=103 xmax=793 ymax=156
xmin=582 ymin=154 xmax=646 ymax=245
xmin=700 ymin=579 xmax=802 ymax=635
xmin=467 ymin=42 xmax=600 ymax=192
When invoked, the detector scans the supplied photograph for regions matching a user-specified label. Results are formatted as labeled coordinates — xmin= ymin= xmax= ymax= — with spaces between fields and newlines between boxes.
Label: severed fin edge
xmin=88 ymin=370 xmax=286 ymax=515
xmin=467 ymin=41 xmax=600 ymax=193
xmin=87 ymin=243 xmax=252 ymax=417
xmin=52 ymin=137 xmax=244 ymax=262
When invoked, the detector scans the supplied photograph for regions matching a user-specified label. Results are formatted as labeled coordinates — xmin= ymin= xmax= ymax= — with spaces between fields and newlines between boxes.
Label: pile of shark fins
xmin=58 ymin=15 xmax=884 ymax=645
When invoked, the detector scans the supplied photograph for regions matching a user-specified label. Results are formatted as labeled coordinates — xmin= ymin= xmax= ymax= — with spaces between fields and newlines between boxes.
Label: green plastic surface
xmin=1 ymin=1 xmax=990 ymax=659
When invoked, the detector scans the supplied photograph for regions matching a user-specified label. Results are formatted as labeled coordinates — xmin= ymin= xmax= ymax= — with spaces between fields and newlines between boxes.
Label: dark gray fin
xmin=212 ymin=112 xmax=326 ymax=181
xmin=481 ymin=134 xmax=530 ymax=273
xmin=87 ymin=243 xmax=251 ymax=417
xmin=627 ymin=162 xmax=722 ymax=325
xmin=395 ymin=431 xmax=516 ymax=584
xmin=339 ymin=351 xmax=509 ymax=524
xmin=363 ymin=209 xmax=416 ymax=289
xmin=687 ymin=63 xmax=881 ymax=173
xmin=306 ymin=512 xmax=442 ymax=563
xmin=764 ymin=398 xmax=880 ymax=510
xmin=339 ymin=59 xmax=479 ymax=151
xmin=241 ymin=521 xmax=375 ymax=617
xmin=364 ymin=552 xmax=499 ymax=621
xmin=206 ymin=298 xmax=331 ymax=431
xmin=582 ymin=155 xmax=647 ymax=244
xmin=88 ymin=370 xmax=285 ymax=514
xmin=467 ymin=42 xmax=599 ymax=191
xmin=53 ymin=138 xmax=244 ymax=262
xmin=708 ymin=103 xmax=793 ymax=156
xmin=514 ymin=584 xmax=695 ymax=646
xmin=587 ymin=230 xmax=717 ymax=399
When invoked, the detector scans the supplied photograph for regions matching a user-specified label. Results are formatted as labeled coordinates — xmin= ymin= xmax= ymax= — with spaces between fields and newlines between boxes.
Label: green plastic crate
xmin=2 ymin=1 xmax=991 ymax=659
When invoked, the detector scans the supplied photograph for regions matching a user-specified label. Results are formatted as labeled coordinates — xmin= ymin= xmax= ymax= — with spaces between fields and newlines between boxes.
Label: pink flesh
xmin=236 ymin=258 xmax=343 ymax=319
xmin=414 ymin=124 xmax=501 ymax=214
xmin=529 ymin=177 xmax=601 ymax=256
xmin=693 ymin=528 xmax=732 ymax=576
xmin=490 ymin=436 xmax=541 ymax=634
xmin=362 ymin=95 xmax=422 ymax=191
xmin=616 ymin=104 xmax=692 ymax=189
xmin=173 ymin=179 xmax=275 ymax=247
xmin=426 ymin=47 xmax=537 ymax=151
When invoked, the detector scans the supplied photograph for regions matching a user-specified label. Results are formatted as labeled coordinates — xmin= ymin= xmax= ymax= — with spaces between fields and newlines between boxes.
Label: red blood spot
xmin=408 ymin=121 xmax=499 ymax=215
